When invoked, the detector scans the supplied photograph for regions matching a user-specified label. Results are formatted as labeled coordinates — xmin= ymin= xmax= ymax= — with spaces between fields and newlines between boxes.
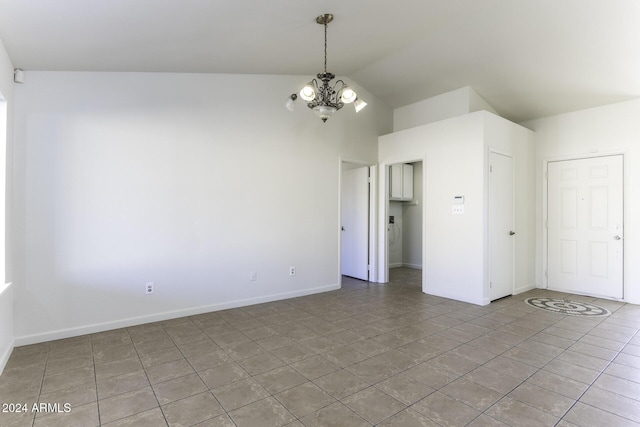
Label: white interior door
xmin=341 ymin=166 xmax=369 ymax=280
xmin=489 ymin=152 xmax=515 ymax=301
xmin=547 ymin=155 xmax=623 ymax=299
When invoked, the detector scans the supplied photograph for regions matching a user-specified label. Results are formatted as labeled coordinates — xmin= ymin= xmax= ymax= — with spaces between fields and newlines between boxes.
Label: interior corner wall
xmin=392 ymin=87 xmax=473 ymax=132
xmin=0 ymin=38 xmax=14 ymax=373
xmin=12 ymin=71 xmax=390 ymax=345
xmin=469 ymin=89 xmax=498 ymax=116
xmin=379 ymin=112 xmax=486 ymax=305
xmin=522 ymin=99 xmax=640 ymax=304
xmin=482 ymin=112 xmax=536 ymax=300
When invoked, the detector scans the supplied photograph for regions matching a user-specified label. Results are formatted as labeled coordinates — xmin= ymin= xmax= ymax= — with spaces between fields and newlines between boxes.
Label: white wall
xmin=379 ymin=112 xmax=486 ymax=304
xmin=393 ymin=86 xmax=497 ymax=132
xmin=0 ymin=38 xmax=14 ymax=374
xmin=522 ymin=99 xmax=640 ymax=304
xmin=12 ymin=71 xmax=391 ymax=344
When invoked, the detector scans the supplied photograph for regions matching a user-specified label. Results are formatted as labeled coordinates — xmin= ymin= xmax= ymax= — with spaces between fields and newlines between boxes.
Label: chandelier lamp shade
xmin=285 ymin=14 xmax=367 ymax=122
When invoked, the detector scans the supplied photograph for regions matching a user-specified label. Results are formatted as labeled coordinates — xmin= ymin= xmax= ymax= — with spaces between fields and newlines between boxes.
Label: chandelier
xmin=285 ymin=14 xmax=367 ymax=122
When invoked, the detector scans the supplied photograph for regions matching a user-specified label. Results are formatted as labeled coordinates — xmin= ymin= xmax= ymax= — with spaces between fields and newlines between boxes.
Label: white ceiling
xmin=1 ymin=0 xmax=638 ymax=122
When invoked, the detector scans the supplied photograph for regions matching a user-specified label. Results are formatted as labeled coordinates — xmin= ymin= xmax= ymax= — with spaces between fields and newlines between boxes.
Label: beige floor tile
xmin=466 ymin=414 xmax=510 ymax=426
xmin=402 ymin=361 xmax=460 ymax=389
xmin=102 ymin=407 xmax=167 ymax=426
xmin=313 ymin=369 xmax=370 ymax=399
xmin=40 ymin=379 xmax=97 ymax=407
xmin=275 ymin=382 xmax=336 ymax=418
xmin=604 ymin=362 xmax=640 ymax=384
xmin=525 ymin=370 xmax=588 ymax=400
xmin=579 ymin=386 xmax=640 ymax=423
xmin=41 ymin=366 xmax=95 ymax=395
xmin=198 ymin=361 xmax=249 ymax=389
xmin=192 ymin=413 xmax=236 ymax=426
xmin=543 ymin=359 xmax=600 ymax=384
xmin=161 ymin=391 xmax=224 ymax=427
xmin=153 ymin=373 xmax=208 ymax=405
xmin=375 ymin=372 xmax=435 ymax=405
xmin=237 ymin=352 xmax=285 ymax=375
xmin=563 ymin=402 xmax=639 ymax=427
xmin=322 ymin=345 xmax=368 ymax=367
xmin=440 ymin=378 xmax=503 ymax=411
xmin=377 ymin=408 xmax=440 ymax=427
xmin=290 ymin=354 xmax=339 ymax=380
xmin=138 ymin=347 xmax=184 ymax=369
xmin=95 ymin=357 xmax=143 ymax=381
xmin=212 ymin=378 xmax=270 ymax=412
xmin=486 ymin=397 xmax=559 ymax=426
xmin=300 ymin=402 xmax=370 ymax=427
xmin=228 ymin=396 xmax=295 ymax=427
xmin=508 ymin=383 xmax=575 ymax=417
xmin=482 ymin=356 xmax=538 ymax=381
xmin=33 ymin=401 xmax=98 ymax=427
xmin=412 ymin=391 xmax=480 ymax=427
xmin=145 ymin=359 xmax=195 ymax=385
xmin=254 ymin=366 xmax=308 ymax=394
xmin=99 ymin=387 xmax=158 ymax=424
xmin=93 ymin=343 xmax=138 ymax=364
xmin=463 ymin=366 xmax=523 ymax=394
xmin=97 ymin=370 xmax=149 ymax=400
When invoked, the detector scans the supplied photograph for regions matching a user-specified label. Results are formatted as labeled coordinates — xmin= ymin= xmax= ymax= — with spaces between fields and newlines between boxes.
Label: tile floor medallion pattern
xmin=525 ymin=297 xmax=612 ymax=317
xmin=0 ymin=267 xmax=639 ymax=426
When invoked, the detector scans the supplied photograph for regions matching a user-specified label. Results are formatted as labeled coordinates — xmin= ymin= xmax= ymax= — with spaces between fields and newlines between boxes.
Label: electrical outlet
xmin=145 ymin=282 xmax=154 ymax=295
xmin=250 ymin=272 xmax=257 ymax=281
xmin=289 ymin=266 xmax=296 ymax=276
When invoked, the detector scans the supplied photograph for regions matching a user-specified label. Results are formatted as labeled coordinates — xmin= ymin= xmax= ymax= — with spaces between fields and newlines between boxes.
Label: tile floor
xmin=1 ymin=268 xmax=639 ymax=426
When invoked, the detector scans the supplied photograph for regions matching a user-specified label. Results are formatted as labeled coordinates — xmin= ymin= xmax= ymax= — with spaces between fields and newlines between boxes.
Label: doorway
xmin=340 ymin=162 xmax=370 ymax=281
xmin=489 ymin=151 xmax=515 ymax=301
xmin=546 ymin=155 xmax=624 ymax=299
xmin=386 ymin=161 xmax=423 ymax=287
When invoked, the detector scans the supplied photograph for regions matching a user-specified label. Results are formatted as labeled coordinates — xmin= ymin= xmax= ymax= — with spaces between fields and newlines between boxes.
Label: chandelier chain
xmin=323 ymin=20 xmax=327 ymax=73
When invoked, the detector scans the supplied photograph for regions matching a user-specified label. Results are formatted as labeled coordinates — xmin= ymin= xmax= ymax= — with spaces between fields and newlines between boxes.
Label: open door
xmin=341 ymin=166 xmax=369 ymax=280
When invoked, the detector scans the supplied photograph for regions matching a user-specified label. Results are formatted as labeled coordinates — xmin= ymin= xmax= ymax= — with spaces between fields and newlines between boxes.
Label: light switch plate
xmin=452 ymin=205 xmax=464 ymax=214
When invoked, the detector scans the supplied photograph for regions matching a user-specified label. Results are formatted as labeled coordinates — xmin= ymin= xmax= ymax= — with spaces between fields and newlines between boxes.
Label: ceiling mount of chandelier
xmin=285 ymin=13 xmax=367 ymax=122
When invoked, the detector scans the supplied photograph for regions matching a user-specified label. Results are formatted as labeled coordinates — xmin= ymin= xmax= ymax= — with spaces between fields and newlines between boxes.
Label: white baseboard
xmin=14 ymin=283 xmax=340 ymax=346
xmin=514 ymin=283 xmax=537 ymax=295
xmin=402 ymin=263 xmax=422 ymax=269
xmin=389 ymin=263 xmax=422 ymax=269
xmin=424 ymin=287 xmax=486 ymax=306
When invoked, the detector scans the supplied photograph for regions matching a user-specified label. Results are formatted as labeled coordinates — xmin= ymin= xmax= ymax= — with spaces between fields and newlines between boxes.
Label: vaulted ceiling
xmin=1 ymin=0 xmax=638 ymax=122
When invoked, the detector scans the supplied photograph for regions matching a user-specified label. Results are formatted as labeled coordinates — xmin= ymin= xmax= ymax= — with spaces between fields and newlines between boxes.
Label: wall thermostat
xmin=454 ymin=196 xmax=464 ymax=204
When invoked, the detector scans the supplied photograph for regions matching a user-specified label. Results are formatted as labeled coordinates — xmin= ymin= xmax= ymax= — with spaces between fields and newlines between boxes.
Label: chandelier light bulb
xmin=340 ymin=87 xmax=357 ymax=104
xmin=299 ymin=84 xmax=316 ymax=101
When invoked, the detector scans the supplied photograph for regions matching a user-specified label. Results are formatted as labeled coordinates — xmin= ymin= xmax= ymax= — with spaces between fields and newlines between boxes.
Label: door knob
xmin=341 ymin=226 xmax=345 ymax=231
xmin=509 ymin=231 xmax=516 ymax=236
xmin=613 ymin=235 xmax=622 ymax=240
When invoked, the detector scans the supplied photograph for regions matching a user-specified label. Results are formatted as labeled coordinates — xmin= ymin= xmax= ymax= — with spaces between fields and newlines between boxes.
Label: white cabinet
xmin=389 ymin=163 xmax=413 ymax=201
